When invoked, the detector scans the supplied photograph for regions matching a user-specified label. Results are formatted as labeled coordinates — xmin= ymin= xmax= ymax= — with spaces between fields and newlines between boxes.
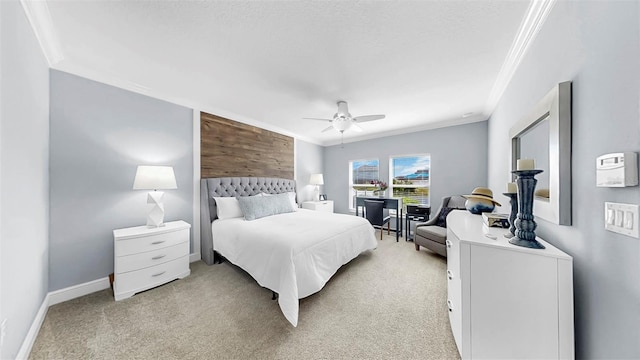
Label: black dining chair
xmin=364 ymin=200 xmax=391 ymax=240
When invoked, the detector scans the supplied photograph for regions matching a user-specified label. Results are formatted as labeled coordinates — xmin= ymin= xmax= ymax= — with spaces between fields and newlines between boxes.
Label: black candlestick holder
xmin=509 ymin=169 xmax=545 ymax=249
xmin=502 ymin=192 xmax=518 ymax=238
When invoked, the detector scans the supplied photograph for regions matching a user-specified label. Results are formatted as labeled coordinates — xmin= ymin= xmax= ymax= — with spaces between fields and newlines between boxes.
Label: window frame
xmin=348 ymin=158 xmax=380 ymax=211
xmin=389 ymin=153 xmax=431 ymax=209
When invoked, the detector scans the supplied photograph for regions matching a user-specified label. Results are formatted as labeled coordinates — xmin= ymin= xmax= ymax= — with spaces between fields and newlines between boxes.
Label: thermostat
xmin=596 ymin=152 xmax=638 ymax=187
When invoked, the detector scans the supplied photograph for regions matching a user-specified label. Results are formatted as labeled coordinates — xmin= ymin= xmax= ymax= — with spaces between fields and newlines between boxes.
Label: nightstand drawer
xmin=116 ymin=241 xmax=188 ymax=274
xmin=115 ymin=228 xmax=188 ymax=256
xmin=301 ymin=200 xmax=334 ymax=213
xmin=115 ymin=255 xmax=188 ymax=295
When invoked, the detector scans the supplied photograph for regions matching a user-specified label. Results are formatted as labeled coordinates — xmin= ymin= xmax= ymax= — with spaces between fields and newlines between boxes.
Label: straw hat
xmin=463 ymin=187 xmax=501 ymax=206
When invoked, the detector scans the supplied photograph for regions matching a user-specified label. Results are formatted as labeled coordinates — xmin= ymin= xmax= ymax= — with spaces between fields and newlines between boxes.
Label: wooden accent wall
xmin=200 ymin=112 xmax=294 ymax=179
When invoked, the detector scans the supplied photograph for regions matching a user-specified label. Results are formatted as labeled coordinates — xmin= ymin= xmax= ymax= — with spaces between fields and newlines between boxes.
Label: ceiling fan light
xmin=333 ymin=119 xmax=351 ymax=131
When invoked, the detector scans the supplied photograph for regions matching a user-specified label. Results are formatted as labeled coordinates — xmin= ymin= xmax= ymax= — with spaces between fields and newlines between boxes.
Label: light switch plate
xmin=604 ymin=202 xmax=639 ymax=238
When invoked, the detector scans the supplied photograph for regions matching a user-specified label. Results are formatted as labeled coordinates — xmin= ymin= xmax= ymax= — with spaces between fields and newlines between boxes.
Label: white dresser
xmin=113 ymin=220 xmax=191 ymax=301
xmin=301 ymin=200 xmax=334 ymax=213
xmin=446 ymin=210 xmax=574 ymax=359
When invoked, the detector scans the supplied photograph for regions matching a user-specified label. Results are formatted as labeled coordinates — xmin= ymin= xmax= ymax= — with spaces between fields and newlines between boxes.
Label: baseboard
xmin=18 ymin=278 xmax=110 ymax=358
xmin=48 ymin=277 xmax=110 ymax=306
xmin=48 ymin=256 xmax=200 ymax=306
xmin=15 ymin=293 xmax=50 ymax=360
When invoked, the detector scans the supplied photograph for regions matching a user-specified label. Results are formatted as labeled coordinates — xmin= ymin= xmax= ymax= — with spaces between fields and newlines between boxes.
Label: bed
xmin=200 ymin=177 xmax=378 ymax=326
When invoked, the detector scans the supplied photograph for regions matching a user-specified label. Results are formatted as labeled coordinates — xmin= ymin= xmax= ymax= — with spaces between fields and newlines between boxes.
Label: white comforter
xmin=211 ymin=208 xmax=377 ymax=326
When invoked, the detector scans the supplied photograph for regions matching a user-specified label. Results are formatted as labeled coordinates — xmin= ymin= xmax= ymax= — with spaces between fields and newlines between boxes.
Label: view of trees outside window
xmin=390 ymin=154 xmax=430 ymax=207
xmin=348 ymin=159 xmax=379 ymax=210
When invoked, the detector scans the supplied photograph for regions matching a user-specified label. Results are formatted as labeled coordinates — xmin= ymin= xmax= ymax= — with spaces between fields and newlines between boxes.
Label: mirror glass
xmin=517 ymin=114 xmax=550 ymax=199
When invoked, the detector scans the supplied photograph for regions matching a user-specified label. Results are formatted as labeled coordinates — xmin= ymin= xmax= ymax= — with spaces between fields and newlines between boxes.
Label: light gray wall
xmin=324 ymin=121 xmax=488 ymax=215
xmin=50 ymin=70 xmax=193 ymax=291
xmin=487 ymin=2 xmax=640 ymax=358
xmin=295 ymin=139 xmax=324 ymax=203
xmin=0 ymin=1 xmax=50 ymax=358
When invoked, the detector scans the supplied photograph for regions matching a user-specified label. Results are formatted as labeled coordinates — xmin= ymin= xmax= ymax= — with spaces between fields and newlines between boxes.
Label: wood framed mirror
xmin=510 ymin=81 xmax=572 ymax=225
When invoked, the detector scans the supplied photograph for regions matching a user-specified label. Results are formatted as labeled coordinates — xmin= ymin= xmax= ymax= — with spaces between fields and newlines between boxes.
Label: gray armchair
xmin=413 ymin=195 xmax=467 ymax=257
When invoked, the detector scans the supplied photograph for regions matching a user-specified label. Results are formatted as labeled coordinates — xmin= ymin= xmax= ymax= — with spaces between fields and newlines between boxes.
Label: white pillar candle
xmin=517 ymin=158 xmax=535 ymax=170
xmin=507 ymin=182 xmax=517 ymax=193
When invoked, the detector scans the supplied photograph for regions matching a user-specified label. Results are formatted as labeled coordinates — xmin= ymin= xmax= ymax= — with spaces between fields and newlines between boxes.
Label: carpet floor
xmin=29 ymin=234 xmax=460 ymax=360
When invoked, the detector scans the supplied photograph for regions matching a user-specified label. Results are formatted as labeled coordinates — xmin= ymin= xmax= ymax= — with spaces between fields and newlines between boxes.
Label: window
xmin=348 ymin=159 xmax=379 ymax=210
xmin=390 ymin=154 xmax=430 ymax=208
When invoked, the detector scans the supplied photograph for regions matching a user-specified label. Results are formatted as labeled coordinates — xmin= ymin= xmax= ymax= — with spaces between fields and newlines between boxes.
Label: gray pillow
xmin=237 ymin=193 xmax=295 ymax=220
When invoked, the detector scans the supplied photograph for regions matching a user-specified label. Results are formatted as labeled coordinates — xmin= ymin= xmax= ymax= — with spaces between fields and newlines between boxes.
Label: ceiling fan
xmin=303 ymin=101 xmax=385 ymax=134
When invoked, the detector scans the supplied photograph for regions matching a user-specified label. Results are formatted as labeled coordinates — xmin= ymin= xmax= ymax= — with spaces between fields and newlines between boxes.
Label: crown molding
xmin=321 ymin=115 xmax=488 ymax=147
xmin=483 ymin=0 xmax=557 ymax=117
xmin=20 ymin=0 xmax=64 ymax=66
xmin=19 ymin=0 xmax=320 ymax=145
xmin=51 ymin=62 xmax=322 ymax=146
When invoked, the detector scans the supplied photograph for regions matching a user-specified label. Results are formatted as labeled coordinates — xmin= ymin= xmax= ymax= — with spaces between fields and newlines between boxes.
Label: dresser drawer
xmin=115 ymin=228 xmax=188 ymax=256
xmin=115 ymin=255 xmax=188 ymax=295
xmin=116 ymin=241 xmax=188 ymax=274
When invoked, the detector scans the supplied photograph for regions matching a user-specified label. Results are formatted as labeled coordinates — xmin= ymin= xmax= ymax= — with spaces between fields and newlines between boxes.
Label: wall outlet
xmin=604 ymin=202 xmax=639 ymax=238
xmin=0 ymin=318 xmax=6 ymax=347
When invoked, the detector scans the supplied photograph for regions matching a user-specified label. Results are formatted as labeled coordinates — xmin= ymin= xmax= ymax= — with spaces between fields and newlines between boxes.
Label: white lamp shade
xmin=309 ymin=173 xmax=324 ymax=185
xmin=133 ymin=166 xmax=177 ymax=190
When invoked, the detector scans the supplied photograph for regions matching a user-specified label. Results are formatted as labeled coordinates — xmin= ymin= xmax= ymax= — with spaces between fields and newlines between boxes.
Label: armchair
xmin=413 ymin=195 xmax=467 ymax=257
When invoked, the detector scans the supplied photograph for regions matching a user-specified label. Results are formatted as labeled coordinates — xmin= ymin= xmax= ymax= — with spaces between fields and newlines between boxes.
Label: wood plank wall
xmin=200 ymin=112 xmax=294 ymax=179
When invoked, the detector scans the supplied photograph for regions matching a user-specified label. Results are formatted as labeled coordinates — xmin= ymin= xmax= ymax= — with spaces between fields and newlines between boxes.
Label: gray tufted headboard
xmin=200 ymin=177 xmax=297 ymax=265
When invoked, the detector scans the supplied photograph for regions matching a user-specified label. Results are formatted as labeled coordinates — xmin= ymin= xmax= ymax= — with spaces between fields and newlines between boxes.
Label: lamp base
xmin=146 ymin=191 xmax=166 ymax=227
xmin=509 ymin=236 xmax=546 ymax=249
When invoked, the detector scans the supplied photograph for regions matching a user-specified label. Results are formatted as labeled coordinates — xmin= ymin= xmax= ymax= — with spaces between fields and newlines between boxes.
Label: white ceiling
xmin=31 ymin=0 xmax=544 ymax=145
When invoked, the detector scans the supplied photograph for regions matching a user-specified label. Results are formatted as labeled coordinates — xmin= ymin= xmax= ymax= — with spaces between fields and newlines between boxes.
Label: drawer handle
xmin=151 ymin=240 xmax=165 ymax=245
xmin=447 ymin=270 xmax=453 ymax=280
xmin=445 ymin=240 xmax=452 ymax=248
xmin=447 ymin=300 xmax=453 ymax=312
xmin=151 ymin=255 xmax=166 ymax=260
xmin=151 ymin=271 xmax=166 ymax=277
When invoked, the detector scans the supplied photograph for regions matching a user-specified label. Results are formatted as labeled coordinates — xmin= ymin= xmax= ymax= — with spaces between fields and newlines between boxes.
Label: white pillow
xmin=214 ymin=197 xmax=243 ymax=219
xmin=287 ymin=192 xmax=298 ymax=210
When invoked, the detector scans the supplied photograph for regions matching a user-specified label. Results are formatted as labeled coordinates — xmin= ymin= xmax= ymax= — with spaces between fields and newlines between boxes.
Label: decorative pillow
xmin=259 ymin=192 xmax=297 ymax=210
xmin=435 ymin=207 xmax=454 ymax=228
xmin=237 ymin=193 xmax=295 ymax=220
xmin=214 ymin=197 xmax=243 ymax=220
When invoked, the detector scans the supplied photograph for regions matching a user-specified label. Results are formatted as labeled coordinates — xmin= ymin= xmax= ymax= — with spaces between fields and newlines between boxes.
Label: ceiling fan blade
xmin=351 ymin=123 xmax=363 ymax=132
xmin=321 ymin=125 xmax=334 ymax=133
xmin=353 ymin=114 xmax=385 ymax=123
xmin=303 ymin=117 xmax=333 ymax=122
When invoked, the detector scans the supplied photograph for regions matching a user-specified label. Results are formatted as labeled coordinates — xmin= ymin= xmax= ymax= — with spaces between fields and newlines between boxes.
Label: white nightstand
xmin=301 ymin=200 xmax=334 ymax=213
xmin=113 ymin=220 xmax=191 ymax=301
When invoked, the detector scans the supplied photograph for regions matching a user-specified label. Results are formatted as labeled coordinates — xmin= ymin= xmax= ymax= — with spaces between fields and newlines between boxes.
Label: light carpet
xmin=29 ymin=234 xmax=460 ymax=359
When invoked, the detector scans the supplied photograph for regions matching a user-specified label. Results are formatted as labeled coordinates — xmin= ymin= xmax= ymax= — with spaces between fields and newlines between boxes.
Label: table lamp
xmin=310 ymin=173 xmax=324 ymax=202
xmin=133 ymin=165 xmax=177 ymax=227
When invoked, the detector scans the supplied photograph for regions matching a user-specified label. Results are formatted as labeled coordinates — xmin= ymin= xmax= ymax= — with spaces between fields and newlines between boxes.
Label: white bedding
xmin=211 ymin=208 xmax=377 ymax=326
